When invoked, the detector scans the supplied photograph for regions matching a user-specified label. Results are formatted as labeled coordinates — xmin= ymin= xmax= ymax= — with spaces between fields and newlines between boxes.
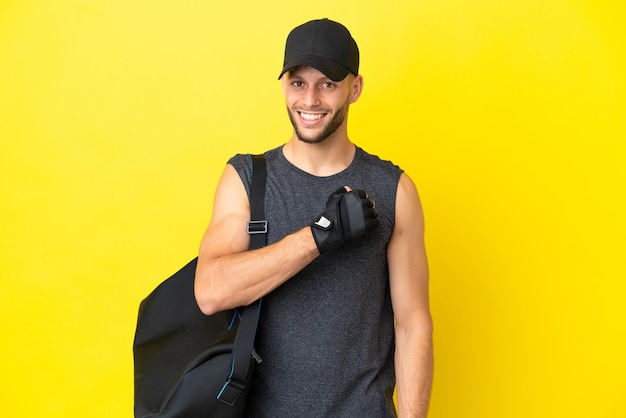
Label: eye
xmin=291 ymin=81 xmax=304 ymax=87
xmin=322 ymin=82 xmax=335 ymax=89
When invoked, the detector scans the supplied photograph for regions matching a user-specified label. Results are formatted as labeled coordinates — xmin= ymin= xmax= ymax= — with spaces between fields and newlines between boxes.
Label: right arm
xmin=194 ymin=163 xmax=319 ymax=315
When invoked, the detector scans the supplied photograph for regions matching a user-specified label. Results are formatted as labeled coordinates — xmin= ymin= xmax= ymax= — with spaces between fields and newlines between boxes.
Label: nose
xmin=302 ymin=86 xmax=320 ymax=108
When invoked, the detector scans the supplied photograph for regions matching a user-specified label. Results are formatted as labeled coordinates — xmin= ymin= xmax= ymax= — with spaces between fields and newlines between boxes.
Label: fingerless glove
xmin=311 ymin=187 xmax=379 ymax=253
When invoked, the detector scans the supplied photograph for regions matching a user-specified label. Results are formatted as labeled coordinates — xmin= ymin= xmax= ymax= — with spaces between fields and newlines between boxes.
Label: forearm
xmin=395 ymin=322 xmax=433 ymax=418
xmin=195 ymin=227 xmax=319 ymax=315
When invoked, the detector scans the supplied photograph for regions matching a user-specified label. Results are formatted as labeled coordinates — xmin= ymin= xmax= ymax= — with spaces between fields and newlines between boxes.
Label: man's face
xmin=282 ymin=66 xmax=359 ymax=144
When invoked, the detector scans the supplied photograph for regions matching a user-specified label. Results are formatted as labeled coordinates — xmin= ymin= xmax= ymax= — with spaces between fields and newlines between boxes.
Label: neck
xmin=283 ymin=134 xmax=356 ymax=177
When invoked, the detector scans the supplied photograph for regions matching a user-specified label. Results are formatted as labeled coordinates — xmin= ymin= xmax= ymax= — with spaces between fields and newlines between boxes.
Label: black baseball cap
xmin=278 ymin=18 xmax=359 ymax=82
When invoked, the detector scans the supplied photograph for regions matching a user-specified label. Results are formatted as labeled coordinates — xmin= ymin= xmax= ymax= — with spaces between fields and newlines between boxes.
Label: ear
xmin=349 ymin=74 xmax=364 ymax=104
xmin=281 ymin=74 xmax=288 ymax=96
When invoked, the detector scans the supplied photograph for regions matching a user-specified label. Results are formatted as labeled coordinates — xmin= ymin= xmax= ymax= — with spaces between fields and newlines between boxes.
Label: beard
xmin=287 ymin=100 xmax=349 ymax=144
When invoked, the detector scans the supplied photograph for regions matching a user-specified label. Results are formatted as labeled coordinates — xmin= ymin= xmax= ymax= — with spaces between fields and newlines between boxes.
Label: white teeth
xmin=300 ymin=112 xmax=324 ymax=121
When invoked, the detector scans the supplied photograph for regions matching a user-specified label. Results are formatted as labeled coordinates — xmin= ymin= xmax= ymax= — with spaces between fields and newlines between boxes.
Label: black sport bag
xmin=133 ymin=154 xmax=267 ymax=417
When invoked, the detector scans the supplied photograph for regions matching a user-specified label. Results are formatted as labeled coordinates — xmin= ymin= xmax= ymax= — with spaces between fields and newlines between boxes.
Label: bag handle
xmin=217 ymin=153 xmax=267 ymax=407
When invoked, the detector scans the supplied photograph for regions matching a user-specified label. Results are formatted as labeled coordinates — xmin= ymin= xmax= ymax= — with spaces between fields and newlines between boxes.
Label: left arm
xmin=388 ymin=173 xmax=433 ymax=418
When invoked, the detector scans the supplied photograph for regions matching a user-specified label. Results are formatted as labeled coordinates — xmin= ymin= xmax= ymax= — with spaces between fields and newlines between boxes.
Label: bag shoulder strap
xmin=247 ymin=154 xmax=268 ymax=251
xmin=217 ymin=153 xmax=267 ymax=407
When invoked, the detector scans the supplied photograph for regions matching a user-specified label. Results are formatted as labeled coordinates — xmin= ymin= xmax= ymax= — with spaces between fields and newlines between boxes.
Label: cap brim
xmin=278 ymin=55 xmax=351 ymax=82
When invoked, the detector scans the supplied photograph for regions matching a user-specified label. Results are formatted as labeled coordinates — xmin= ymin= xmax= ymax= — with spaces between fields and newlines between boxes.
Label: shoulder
xmin=356 ymin=147 xmax=403 ymax=171
xmin=355 ymin=147 xmax=404 ymax=181
xmin=227 ymin=147 xmax=282 ymax=194
xmin=352 ymin=147 xmax=404 ymax=198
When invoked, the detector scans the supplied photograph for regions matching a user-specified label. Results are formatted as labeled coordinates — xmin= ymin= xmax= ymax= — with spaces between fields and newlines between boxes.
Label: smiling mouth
xmin=299 ymin=112 xmax=326 ymax=121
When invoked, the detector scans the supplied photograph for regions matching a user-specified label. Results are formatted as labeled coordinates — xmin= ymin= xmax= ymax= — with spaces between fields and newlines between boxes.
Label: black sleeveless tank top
xmin=229 ymin=145 xmax=403 ymax=418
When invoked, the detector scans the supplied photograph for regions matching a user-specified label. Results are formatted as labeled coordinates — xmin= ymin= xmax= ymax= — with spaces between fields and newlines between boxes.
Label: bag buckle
xmin=217 ymin=378 xmax=246 ymax=407
xmin=247 ymin=220 xmax=268 ymax=235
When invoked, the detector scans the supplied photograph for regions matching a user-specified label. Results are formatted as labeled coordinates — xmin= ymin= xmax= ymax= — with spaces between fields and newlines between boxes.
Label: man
xmin=195 ymin=18 xmax=432 ymax=418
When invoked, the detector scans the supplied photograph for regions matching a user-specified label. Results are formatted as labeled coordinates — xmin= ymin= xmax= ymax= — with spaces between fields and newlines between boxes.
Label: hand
xmin=310 ymin=187 xmax=379 ymax=253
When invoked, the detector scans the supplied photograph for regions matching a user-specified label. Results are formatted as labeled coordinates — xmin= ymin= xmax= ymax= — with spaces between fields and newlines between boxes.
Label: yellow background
xmin=1 ymin=0 xmax=624 ymax=416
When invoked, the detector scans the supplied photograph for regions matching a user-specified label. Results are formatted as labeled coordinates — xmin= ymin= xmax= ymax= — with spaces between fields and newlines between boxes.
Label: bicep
xmin=199 ymin=164 xmax=251 ymax=260
xmin=388 ymin=173 xmax=431 ymax=328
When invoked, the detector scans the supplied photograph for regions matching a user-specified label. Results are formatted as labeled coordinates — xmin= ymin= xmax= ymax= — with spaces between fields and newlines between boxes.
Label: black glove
xmin=310 ymin=187 xmax=379 ymax=253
